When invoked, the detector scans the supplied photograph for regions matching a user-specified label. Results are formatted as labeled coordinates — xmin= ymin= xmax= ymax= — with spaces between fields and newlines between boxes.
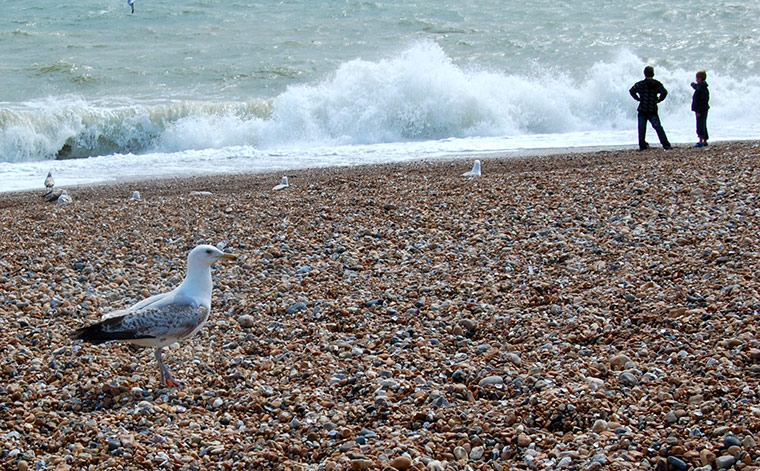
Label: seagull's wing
xmin=101 ymin=289 xmax=175 ymax=320
xmin=75 ymin=304 xmax=210 ymax=346
xmin=130 ymin=290 xmax=175 ymax=311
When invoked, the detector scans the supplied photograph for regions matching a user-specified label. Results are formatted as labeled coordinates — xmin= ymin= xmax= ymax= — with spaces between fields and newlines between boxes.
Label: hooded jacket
xmin=691 ymin=81 xmax=710 ymax=113
xmin=629 ymin=78 xmax=668 ymax=115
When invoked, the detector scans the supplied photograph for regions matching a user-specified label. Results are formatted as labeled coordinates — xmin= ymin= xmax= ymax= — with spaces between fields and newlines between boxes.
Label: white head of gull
xmin=72 ymin=244 xmax=237 ymax=387
xmin=273 ymin=176 xmax=289 ymax=191
xmin=462 ymin=160 xmax=482 ymax=177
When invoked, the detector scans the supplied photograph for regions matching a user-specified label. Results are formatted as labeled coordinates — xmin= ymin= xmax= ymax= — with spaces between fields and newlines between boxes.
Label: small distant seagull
xmin=43 ymin=188 xmax=63 ymax=202
xmin=127 ymin=0 xmax=135 ymax=14
xmin=273 ymin=176 xmax=289 ymax=191
xmin=462 ymin=160 xmax=482 ymax=177
xmin=57 ymin=190 xmax=73 ymax=205
xmin=44 ymin=171 xmax=55 ymax=191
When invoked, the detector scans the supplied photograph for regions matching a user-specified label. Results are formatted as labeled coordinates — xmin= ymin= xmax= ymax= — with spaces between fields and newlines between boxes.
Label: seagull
xmin=44 ymin=171 xmax=55 ymax=191
xmin=273 ymin=176 xmax=289 ymax=191
xmin=462 ymin=160 xmax=482 ymax=177
xmin=127 ymin=0 xmax=135 ymax=14
xmin=57 ymin=190 xmax=72 ymax=205
xmin=72 ymin=245 xmax=237 ymax=387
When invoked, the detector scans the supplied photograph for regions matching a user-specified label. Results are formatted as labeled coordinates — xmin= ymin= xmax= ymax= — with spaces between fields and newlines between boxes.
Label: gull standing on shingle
xmin=57 ymin=190 xmax=72 ymax=205
xmin=44 ymin=171 xmax=55 ymax=191
xmin=462 ymin=160 xmax=482 ymax=177
xmin=273 ymin=176 xmax=289 ymax=191
xmin=72 ymin=245 xmax=237 ymax=387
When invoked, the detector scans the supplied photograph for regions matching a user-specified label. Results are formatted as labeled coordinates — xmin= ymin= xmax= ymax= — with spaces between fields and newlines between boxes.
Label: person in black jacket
xmin=691 ymin=70 xmax=710 ymax=147
xmin=629 ymin=66 xmax=672 ymax=150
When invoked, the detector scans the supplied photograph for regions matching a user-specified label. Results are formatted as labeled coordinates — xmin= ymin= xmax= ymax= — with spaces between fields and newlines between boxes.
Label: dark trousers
xmin=696 ymin=111 xmax=708 ymax=141
xmin=638 ymin=113 xmax=671 ymax=150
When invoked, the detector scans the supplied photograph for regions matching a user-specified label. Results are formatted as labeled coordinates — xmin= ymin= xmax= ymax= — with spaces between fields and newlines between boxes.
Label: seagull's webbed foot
xmin=161 ymin=371 xmax=183 ymax=388
xmin=155 ymin=347 xmax=183 ymax=388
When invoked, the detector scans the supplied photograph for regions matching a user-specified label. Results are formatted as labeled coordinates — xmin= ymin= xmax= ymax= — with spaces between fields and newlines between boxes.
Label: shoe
xmin=704 ymin=142 xmax=708 ymax=147
xmin=695 ymin=143 xmax=704 ymax=148
xmin=663 ymin=145 xmax=672 ymax=150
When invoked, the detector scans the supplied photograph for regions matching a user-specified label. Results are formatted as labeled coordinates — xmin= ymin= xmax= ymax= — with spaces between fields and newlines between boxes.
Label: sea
xmin=1 ymin=0 xmax=759 ymax=192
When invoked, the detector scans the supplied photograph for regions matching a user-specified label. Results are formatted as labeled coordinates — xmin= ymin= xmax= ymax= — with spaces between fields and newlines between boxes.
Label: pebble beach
xmin=2 ymin=141 xmax=760 ymax=471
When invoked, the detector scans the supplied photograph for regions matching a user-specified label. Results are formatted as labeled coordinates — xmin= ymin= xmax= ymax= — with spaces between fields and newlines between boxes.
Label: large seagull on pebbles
xmin=73 ymin=245 xmax=237 ymax=387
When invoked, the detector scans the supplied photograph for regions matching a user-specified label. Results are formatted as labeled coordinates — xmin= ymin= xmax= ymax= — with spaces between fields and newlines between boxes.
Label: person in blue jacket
xmin=691 ymin=70 xmax=710 ymax=147
xmin=629 ymin=66 xmax=672 ymax=151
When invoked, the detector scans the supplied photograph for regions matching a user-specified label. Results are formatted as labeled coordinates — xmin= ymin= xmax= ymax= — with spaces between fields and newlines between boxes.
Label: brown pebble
xmin=610 ymin=354 xmax=631 ymax=369
xmin=517 ymin=433 xmax=531 ymax=447
xmin=700 ymin=449 xmax=716 ymax=466
xmin=390 ymin=456 xmax=412 ymax=470
xmin=591 ymin=419 xmax=607 ymax=432
xmin=349 ymin=459 xmax=372 ymax=470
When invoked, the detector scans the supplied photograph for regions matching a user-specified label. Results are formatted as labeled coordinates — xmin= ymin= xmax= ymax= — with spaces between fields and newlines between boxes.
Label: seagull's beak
xmin=218 ymin=253 xmax=237 ymax=262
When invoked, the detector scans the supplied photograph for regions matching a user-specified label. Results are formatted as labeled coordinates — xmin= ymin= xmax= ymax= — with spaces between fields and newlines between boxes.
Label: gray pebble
xmin=433 ymin=396 xmax=449 ymax=407
xmin=452 ymin=369 xmax=466 ymax=383
xmin=618 ymin=371 xmax=639 ymax=387
xmin=287 ymin=302 xmax=307 ymax=314
xmin=459 ymin=318 xmax=477 ymax=331
xmin=478 ymin=375 xmax=504 ymax=386
xmin=505 ymin=352 xmax=522 ymax=366
xmin=667 ymin=456 xmax=687 ymax=470
xmin=723 ymin=434 xmax=741 ymax=448
xmin=469 ymin=446 xmax=484 ymax=460
xmin=716 ymin=455 xmax=736 ymax=469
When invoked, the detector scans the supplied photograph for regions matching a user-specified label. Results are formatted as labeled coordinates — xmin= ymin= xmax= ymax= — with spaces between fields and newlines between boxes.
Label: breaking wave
xmin=1 ymin=42 xmax=758 ymax=162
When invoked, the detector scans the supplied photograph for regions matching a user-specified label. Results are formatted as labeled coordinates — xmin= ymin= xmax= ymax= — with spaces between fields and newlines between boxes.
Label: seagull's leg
xmin=154 ymin=347 xmax=183 ymax=387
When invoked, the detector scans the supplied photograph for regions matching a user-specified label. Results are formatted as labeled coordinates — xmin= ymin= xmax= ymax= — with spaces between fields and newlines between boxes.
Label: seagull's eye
xmin=206 ymin=250 xmax=212 ymax=254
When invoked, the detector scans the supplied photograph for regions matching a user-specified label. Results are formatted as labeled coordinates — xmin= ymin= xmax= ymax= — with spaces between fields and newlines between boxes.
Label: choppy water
xmin=2 ymin=0 xmax=759 ymax=191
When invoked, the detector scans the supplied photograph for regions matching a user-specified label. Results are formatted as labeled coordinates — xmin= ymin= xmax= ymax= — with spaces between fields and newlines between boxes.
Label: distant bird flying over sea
xmin=127 ymin=0 xmax=135 ymax=14
xmin=72 ymin=245 xmax=237 ymax=387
